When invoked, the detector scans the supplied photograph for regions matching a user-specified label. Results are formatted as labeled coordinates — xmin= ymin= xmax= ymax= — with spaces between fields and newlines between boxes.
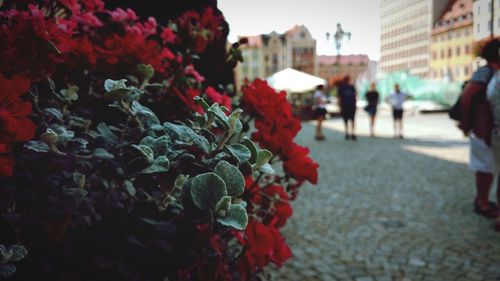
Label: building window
xmin=432 ymin=51 xmax=437 ymax=60
xmin=477 ymin=23 xmax=480 ymax=33
xmin=441 ymin=49 xmax=445 ymax=58
xmin=456 ymin=46 xmax=461 ymax=56
xmin=477 ymin=5 xmax=480 ymax=15
xmin=489 ymin=20 xmax=492 ymax=31
xmin=465 ymin=44 xmax=470 ymax=54
xmin=448 ymin=48 xmax=452 ymax=58
xmin=464 ymin=65 xmax=469 ymax=76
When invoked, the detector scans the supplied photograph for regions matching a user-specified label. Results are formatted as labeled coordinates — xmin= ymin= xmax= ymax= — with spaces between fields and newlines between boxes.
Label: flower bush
xmin=0 ymin=0 xmax=318 ymax=280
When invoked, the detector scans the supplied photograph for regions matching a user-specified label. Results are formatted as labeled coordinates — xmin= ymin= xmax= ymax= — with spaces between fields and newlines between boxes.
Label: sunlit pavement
xmin=267 ymin=110 xmax=500 ymax=281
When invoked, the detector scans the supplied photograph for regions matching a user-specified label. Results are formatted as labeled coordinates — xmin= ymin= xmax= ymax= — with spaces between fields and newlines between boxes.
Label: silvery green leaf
xmin=242 ymin=138 xmax=258 ymax=164
xmin=43 ymin=108 xmax=63 ymax=121
xmin=190 ymin=173 xmax=227 ymax=210
xmin=259 ymin=163 xmax=275 ymax=175
xmin=164 ymin=123 xmax=209 ymax=154
xmin=215 ymin=196 xmax=231 ymax=215
xmin=93 ymin=148 xmax=115 ymax=160
xmin=131 ymin=101 xmax=160 ymax=127
xmin=104 ymin=79 xmax=132 ymax=100
xmin=141 ymin=156 xmax=170 ymax=174
xmin=8 ymin=245 xmax=27 ymax=262
xmin=254 ymin=149 xmax=273 ymax=170
xmin=24 ymin=141 xmax=50 ymax=153
xmin=123 ymin=181 xmax=136 ymax=197
xmin=214 ymin=160 xmax=245 ymax=197
xmin=96 ymin=123 xmax=119 ymax=143
xmin=217 ymin=204 xmax=248 ymax=230
xmin=226 ymin=144 xmax=251 ymax=163
xmin=131 ymin=145 xmax=155 ymax=163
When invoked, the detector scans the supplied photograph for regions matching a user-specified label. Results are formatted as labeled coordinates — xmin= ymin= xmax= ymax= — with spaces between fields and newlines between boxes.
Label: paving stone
xmin=265 ymin=114 xmax=500 ymax=281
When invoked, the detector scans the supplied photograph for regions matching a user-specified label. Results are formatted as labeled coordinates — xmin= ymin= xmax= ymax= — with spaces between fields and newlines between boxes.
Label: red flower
xmin=0 ymin=74 xmax=35 ymax=177
xmin=0 ymin=156 xmax=14 ymax=177
xmin=283 ymin=143 xmax=319 ymax=184
xmin=262 ymin=185 xmax=293 ymax=228
xmin=161 ymin=27 xmax=178 ymax=44
xmin=0 ymin=74 xmax=35 ymax=142
xmin=238 ymin=220 xmax=292 ymax=276
xmin=205 ymin=87 xmax=232 ymax=110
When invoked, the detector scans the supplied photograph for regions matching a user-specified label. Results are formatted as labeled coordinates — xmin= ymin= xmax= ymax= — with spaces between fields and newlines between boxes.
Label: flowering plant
xmin=0 ymin=0 xmax=318 ymax=280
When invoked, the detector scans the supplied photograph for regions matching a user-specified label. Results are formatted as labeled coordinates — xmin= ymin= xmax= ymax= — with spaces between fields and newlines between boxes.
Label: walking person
xmin=313 ymin=84 xmax=327 ymax=140
xmin=338 ymin=75 xmax=357 ymax=140
xmin=460 ymin=38 xmax=500 ymax=220
xmin=488 ymin=67 xmax=500 ymax=230
xmin=364 ymin=82 xmax=380 ymax=137
xmin=387 ymin=84 xmax=409 ymax=139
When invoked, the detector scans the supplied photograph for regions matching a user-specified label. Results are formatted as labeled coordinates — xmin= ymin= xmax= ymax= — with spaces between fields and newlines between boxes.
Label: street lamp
xmin=326 ymin=23 xmax=351 ymax=75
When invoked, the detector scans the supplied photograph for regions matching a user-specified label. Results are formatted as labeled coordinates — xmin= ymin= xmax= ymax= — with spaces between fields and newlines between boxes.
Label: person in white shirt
xmin=313 ymin=84 xmax=327 ymax=140
xmin=387 ymin=84 xmax=410 ymax=139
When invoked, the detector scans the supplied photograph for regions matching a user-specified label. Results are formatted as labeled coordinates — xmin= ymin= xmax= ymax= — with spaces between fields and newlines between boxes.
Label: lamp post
xmin=326 ymin=23 xmax=351 ymax=77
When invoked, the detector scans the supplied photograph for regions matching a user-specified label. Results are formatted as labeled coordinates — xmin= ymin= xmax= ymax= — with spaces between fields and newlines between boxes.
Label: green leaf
xmin=214 ymin=160 xmax=245 ymax=197
xmin=52 ymin=125 xmax=75 ymax=144
xmin=24 ymin=141 xmax=50 ymax=153
xmin=259 ymin=163 xmax=275 ymax=175
xmin=123 ymin=181 xmax=136 ymax=197
xmin=215 ymin=196 xmax=231 ymax=216
xmin=254 ymin=149 xmax=273 ymax=170
xmin=242 ymin=138 xmax=258 ymax=164
xmin=96 ymin=123 xmax=119 ymax=143
xmin=226 ymin=144 xmax=251 ymax=163
xmin=174 ymin=174 xmax=189 ymax=189
xmin=93 ymin=148 xmax=115 ymax=160
xmin=136 ymin=64 xmax=155 ymax=80
xmin=132 ymin=145 xmax=155 ymax=163
xmin=228 ymin=109 xmax=243 ymax=133
xmin=207 ymin=104 xmax=230 ymax=130
xmin=131 ymin=101 xmax=160 ymax=127
xmin=194 ymin=96 xmax=210 ymax=112
xmin=141 ymin=156 xmax=170 ymax=174
xmin=164 ymin=123 xmax=210 ymax=154
xmin=60 ymin=85 xmax=79 ymax=102
xmin=140 ymin=135 xmax=170 ymax=157
xmin=104 ymin=79 xmax=133 ymax=100
xmin=8 ymin=245 xmax=27 ymax=262
xmin=43 ymin=108 xmax=63 ymax=121
xmin=190 ymin=173 xmax=227 ymax=210
xmin=217 ymin=204 xmax=248 ymax=230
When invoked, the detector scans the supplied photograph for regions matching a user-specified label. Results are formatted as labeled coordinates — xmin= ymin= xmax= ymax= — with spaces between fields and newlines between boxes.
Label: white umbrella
xmin=266 ymin=68 xmax=326 ymax=93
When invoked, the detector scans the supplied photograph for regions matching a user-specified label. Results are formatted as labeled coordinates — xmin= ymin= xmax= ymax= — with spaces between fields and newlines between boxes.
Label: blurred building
xmin=235 ymin=25 xmax=316 ymax=90
xmin=473 ymin=0 xmax=500 ymax=41
xmin=379 ymin=0 xmax=449 ymax=79
xmin=430 ymin=0 xmax=474 ymax=82
xmin=317 ymin=55 xmax=372 ymax=84
xmin=285 ymin=25 xmax=317 ymax=75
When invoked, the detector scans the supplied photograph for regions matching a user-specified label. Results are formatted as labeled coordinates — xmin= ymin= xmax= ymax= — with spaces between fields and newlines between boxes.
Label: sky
xmin=218 ymin=0 xmax=381 ymax=61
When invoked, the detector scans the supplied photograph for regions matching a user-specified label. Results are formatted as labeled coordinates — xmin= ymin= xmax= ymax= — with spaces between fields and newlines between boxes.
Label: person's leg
xmin=315 ymin=116 xmax=324 ymax=139
xmin=476 ymin=171 xmax=493 ymax=209
xmin=351 ymin=117 xmax=356 ymax=140
xmin=399 ymin=111 xmax=404 ymax=138
xmin=343 ymin=115 xmax=349 ymax=139
xmin=370 ymin=114 xmax=375 ymax=137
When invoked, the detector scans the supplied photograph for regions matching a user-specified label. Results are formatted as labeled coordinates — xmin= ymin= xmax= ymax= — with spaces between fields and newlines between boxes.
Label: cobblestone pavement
xmin=267 ymin=111 xmax=500 ymax=281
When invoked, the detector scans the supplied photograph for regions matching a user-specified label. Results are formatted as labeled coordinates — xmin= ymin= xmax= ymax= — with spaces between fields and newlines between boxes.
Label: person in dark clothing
xmin=338 ymin=75 xmax=357 ymax=140
xmin=364 ymin=82 xmax=380 ymax=137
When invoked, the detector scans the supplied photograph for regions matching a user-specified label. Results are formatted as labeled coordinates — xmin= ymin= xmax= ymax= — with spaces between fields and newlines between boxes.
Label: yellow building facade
xmin=430 ymin=0 xmax=474 ymax=82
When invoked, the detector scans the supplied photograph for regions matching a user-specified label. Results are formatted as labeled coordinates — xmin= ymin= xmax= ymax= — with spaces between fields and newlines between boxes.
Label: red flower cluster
xmin=241 ymin=79 xmax=301 ymax=155
xmin=237 ymin=220 xmax=292 ymax=276
xmin=246 ymin=180 xmax=292 ymax=228
xmin=176 ymin=8 xmax=224 ymax=53
xmin=241 ymin=79 xmax=318 ymax=184
xmin=0 ymin=5 xmax=75 ymax=79
xmin=0 ymin=74 xmax=35 ymax=176
xmin=283 ymin=143 xmax=319 ymax=184
xmin=205 ymin=86 xmax=231 ymax=110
